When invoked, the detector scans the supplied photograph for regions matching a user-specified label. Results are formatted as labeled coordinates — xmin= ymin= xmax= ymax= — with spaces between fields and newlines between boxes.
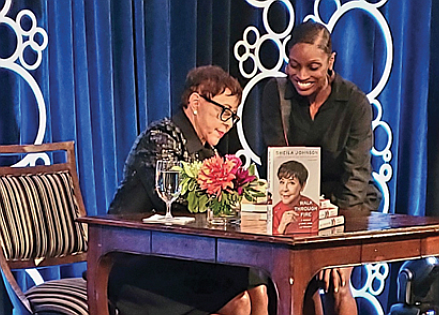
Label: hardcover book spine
xmin=318 ymin=207 xmax=339 ymax=220
xmin=318 ymin=215 xmax=345 ymax=230
xmin=267 ymin=202 xmax=273 ymax=234
xmin=318 ymin=225 xmax=344 ymax=236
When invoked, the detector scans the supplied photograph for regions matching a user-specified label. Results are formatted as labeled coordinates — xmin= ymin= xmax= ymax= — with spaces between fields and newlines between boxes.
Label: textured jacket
xmin=108 ymin=109 xmax=215 ymax=215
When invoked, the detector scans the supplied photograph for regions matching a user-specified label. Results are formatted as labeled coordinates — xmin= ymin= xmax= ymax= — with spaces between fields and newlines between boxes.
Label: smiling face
xmin=278 ymin=176 xmax=304 ymax=206
xmin=286 ymin=43 xmax=334 ymax=100
xmin=191 ymin=89 xmax=240 ymax=147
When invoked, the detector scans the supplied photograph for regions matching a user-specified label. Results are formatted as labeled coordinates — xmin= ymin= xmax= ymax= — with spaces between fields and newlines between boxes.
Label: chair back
xmin=0 ymin=141 xmax=88 ymax=313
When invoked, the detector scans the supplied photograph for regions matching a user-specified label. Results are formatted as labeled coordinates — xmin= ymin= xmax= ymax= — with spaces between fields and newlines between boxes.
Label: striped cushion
xmin=25 ymin=277 xmax=88 ymax=315
xmin=0 ymin=171 xmax=88 ymax=261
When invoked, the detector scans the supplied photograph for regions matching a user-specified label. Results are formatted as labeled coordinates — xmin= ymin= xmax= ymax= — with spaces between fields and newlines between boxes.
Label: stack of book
xmin=241 ymin=179 xmax=268 ymax=221
xmin=268 ymin=197 xmax=345 ymax=236
xmin=317 ymin=197 xmax=345 ymax=230
xmin=240 ymin=198 xmax=345 ymax=236
xmin=241 ymin=202 xmax=268 ymax=221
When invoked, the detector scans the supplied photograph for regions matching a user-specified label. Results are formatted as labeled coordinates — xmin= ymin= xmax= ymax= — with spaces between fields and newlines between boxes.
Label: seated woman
xmin=107 ymin=65 xmax=268 ymax=315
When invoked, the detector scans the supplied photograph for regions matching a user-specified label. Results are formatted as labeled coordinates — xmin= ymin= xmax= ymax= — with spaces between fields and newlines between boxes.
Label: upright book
xmin=267 ymin=147 xmax=321 ymax=235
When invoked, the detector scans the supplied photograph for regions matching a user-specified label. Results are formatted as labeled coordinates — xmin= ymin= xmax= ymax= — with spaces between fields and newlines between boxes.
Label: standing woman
xmin=108 ymin=65 xmax=268 ymax=315
xmin=261 ymin=21 xmax=381 ymax=314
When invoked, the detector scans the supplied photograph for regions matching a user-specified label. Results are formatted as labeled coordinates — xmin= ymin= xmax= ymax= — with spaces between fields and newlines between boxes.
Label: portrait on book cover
xmin=271 ymin=160 xmax=319 ymax=235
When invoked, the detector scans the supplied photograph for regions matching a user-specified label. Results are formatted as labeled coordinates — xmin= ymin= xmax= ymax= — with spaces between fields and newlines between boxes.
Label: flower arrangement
xmin=178 ymin=154 xmax=266 ymax=216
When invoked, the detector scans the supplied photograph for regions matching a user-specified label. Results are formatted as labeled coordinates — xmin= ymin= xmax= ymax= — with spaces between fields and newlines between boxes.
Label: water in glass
xmin=155 ymin=160 xmax=182 ymax=222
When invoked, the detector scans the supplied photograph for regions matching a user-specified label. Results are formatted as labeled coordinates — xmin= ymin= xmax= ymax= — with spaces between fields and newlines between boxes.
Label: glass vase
xmin=207 ymin=202 xmax=241 ymax=225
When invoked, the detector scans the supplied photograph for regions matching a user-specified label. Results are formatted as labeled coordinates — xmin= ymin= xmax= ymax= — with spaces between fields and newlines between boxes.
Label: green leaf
xmin=248 ymin=164 xmax=256 ymax=176
xmin=171 ymin=165 xmax=181 ymax=172
xmin=182 ymin=162 xmax=195 ymax=178
xmin=174 ymin=165 xmax=183 ymax=173
xmin=244 ymin=194 xmax=253 ymax=202
xmin=188 ymin=179 xmax=197 ymax=192
xmin=198 ymin=194 xmax=209 ymax=213
xmin=253 ymin=191 xmax=266 ymax=198
xmin=180 ymin=177 xmax=190 ymax=195
xmin=231 ymin=193 xmax=239 ymax=204
xmin=210 ymin=199 xmax=222 ymax=215
xmin=187 ymin=191 xmax=198 ymax=213
xmin=221 ymin=192 xmax=228 ymax=203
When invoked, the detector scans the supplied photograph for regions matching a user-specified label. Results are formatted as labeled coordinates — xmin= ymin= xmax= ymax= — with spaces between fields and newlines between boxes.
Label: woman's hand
xmin=277 ymin=210 xmax=299 ymax=234
xmin=317 ymin=268 xmax=346 ymax=293
xmin=315 ymin=267 xmax=357 ymax=315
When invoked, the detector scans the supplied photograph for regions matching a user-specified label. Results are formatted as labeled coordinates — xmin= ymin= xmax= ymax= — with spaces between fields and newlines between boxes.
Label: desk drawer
xmin=362 ymin=239 xmax=421 ymax=263
xmin=151 ymin=231 xmax=215 ymax=261
xmin=217 ymin=239 xmax=274 ymax=270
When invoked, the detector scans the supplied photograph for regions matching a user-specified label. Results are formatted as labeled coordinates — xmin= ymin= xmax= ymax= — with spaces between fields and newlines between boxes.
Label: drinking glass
xmin=155 ymin=160 xmax=182 ymax=222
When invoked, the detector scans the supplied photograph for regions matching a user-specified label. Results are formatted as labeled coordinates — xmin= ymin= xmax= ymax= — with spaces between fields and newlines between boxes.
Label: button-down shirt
xmin=261 ymin=74 xmax=381 ymax=210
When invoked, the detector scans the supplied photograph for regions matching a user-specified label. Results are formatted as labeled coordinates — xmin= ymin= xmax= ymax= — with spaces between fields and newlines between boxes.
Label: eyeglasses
xmin=199 ymin=95 xmax=240 ymax=125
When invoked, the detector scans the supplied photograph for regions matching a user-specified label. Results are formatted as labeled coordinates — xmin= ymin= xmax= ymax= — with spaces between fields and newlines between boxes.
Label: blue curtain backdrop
xmin=0 ymin=0 xmax=438 ymax=314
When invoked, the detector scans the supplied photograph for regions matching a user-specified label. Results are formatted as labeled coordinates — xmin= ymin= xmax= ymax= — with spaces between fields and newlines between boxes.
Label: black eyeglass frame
xmin=199 ymin=94 xmax=240 ymax=125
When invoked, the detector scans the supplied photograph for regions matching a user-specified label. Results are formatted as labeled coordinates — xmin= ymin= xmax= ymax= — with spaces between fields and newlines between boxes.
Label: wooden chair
xmin=0 ymin=141 xmax=89 ymax=315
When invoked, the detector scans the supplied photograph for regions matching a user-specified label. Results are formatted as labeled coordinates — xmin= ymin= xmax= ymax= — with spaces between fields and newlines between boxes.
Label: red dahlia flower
xmin=197 ymin=155 xmax=236 ymax=196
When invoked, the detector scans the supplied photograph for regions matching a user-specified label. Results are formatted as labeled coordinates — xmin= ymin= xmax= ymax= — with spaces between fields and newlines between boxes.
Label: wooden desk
xmin=79 ymin=210 xmax=439 ymax=315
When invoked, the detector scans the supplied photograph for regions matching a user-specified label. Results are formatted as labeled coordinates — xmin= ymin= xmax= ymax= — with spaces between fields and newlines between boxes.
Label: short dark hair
xmin=287 ymin=21 xmax=332 ymax=56
xmin=180 ymin=65 xmax=242 ymax=108
xmin=277 ymin=160 xmax=308 ymax=186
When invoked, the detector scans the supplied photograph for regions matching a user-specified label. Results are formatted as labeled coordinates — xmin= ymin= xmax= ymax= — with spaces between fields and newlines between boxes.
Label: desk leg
xmin=268 ymin=255 xmax=310 ymax=315
xmin=289 ymin=252 xmax=319 ymax=315
xmin=289 ymin=245 xmax=362 ymax=315
xmin=290 ymin=271 xmax=309 ymax=315
xmin=87 ymin=226 xmax=113 ymax=315
xmin=247 ymin=247 xmax=313 ymax=315
xmin=269 ymin=249 xmax=293 ymax=315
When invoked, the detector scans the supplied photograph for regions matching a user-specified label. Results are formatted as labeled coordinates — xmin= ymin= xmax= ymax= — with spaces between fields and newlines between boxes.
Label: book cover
xmin=267 ymin=147 xmax=321 ymax=235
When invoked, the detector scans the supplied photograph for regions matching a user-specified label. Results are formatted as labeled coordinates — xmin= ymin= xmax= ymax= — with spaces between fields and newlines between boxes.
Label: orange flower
xmin=198 ymin=155 xmax=236 ymax=197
